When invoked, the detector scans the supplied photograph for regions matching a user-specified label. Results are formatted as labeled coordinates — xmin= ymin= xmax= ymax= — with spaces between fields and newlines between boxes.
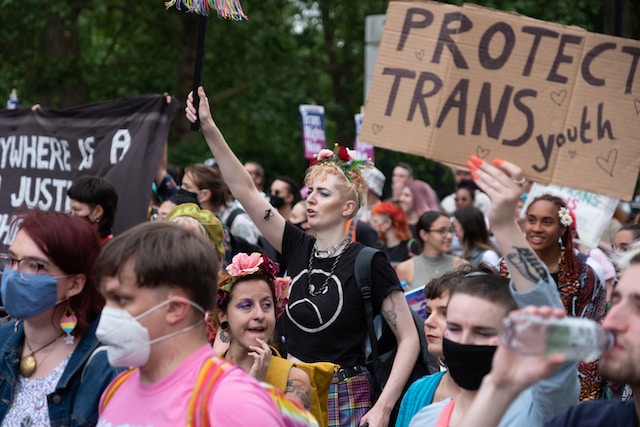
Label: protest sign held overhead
xmin=361 ymin=1 xmax=640 ymax=200
xmin=0 ymin=94 xmax=179 ymax=247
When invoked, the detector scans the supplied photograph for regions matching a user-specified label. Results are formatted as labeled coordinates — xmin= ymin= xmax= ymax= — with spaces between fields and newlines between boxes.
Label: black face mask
xmin=270 ymin=194 xmax=285 ymax=209
xmin=442 ymin=336 xmax=496 ymax=391
xmin=173 ymin=188 xmax=200 ymax=206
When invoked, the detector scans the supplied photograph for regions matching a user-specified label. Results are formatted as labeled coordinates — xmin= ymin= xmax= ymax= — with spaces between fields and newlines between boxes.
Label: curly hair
xmin=304 ymin=162 xmax=367 ymax=217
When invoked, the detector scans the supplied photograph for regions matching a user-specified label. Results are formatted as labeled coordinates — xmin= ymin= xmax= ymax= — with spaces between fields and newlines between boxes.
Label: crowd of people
xmin=0 ymin=85 xmax=639 ymax=427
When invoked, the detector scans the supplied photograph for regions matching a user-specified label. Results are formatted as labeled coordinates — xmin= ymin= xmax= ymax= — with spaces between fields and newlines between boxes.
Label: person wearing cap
xmin=166 ymin=203 xmax=226 ymax=265
xmin=359 ymin=166 xmax=385 ymax=225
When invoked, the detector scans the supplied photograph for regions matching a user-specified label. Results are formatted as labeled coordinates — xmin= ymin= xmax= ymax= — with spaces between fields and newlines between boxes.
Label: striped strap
xmin=99 ymin=368 xmax=137 ymax=413
xmin=187 ymin=356 xmax=235 ymax=427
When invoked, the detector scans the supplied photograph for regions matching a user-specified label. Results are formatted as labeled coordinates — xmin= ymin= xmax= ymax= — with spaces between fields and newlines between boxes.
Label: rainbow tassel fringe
xmin=165 ymin=0 xmax=248 ymax=20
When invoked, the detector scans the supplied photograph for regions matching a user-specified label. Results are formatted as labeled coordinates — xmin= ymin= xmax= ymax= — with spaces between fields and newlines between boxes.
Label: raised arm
xmin=185 ymin=87 xmax=285 ymax=252
xmin=470 ymin=157 xmax=548 ymax=293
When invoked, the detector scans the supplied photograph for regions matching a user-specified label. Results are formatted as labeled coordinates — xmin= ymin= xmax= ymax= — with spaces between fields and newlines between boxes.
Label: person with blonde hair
xmin=186 ymin=87 xmax=420 ymax=427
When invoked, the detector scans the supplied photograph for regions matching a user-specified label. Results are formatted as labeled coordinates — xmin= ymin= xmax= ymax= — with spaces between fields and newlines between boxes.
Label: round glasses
xmin=0 ymin=253 xmax=54 ymax=279
xmin=428 ymin=227 xmax=454 ymax=237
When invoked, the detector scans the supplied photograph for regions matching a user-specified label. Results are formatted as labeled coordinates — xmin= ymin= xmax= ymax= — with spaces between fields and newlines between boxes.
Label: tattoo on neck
xmin=506 ymin=247 xmax=548 ymax=283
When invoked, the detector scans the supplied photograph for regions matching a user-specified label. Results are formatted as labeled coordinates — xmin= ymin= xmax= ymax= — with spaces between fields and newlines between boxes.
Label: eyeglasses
xmin=428 ymin=227 xmax=454 ymax=236
xmin=0 ymin=253 xmax=53 ymax=279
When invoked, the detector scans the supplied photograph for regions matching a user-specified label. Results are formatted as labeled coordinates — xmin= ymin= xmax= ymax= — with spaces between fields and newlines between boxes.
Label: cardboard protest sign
xmin=361 ymin=1 xmax=640 ymax=200
xmin=0 ymin=95 xmax=179 ymax=248
xmin=522 ymin=183 xmax=618 ymax=249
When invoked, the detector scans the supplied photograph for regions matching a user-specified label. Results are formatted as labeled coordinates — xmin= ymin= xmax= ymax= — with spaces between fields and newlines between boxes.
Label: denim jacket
xmin=0 ymin=313 xmax=121 ymax=426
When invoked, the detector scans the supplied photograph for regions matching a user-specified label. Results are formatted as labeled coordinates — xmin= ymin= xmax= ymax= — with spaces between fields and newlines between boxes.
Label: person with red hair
xmin=0 ymin=210 xmax=120 ymax=426
xmin=370 ymin=202 xmax=421 ymax=267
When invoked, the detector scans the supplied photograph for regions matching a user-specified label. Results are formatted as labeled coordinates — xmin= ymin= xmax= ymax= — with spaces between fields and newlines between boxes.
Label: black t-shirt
xmin=544 ymin=400 xmax=637 ymax=427
xmin=278 ymin=222 xmax=402 ymax=366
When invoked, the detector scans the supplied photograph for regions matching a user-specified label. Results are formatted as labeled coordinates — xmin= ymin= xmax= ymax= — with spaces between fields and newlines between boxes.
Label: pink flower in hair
xmin=226 ymin=252 xmax=263 ymax=277
xmin=274 ymin=277 xmax=291 ymax=302
xmin=316 ymin=149 xmax=334 ymax=161
xmin=274 ymin=276 xmax=291 ymax=318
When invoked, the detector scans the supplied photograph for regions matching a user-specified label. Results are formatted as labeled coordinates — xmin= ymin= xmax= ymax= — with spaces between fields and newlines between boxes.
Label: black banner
xmin=0 ymin=94 xmax=180 ymax=248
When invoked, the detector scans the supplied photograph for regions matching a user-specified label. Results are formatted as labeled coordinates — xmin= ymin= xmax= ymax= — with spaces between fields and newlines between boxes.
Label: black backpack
xmin=355 ymin=247 xmax=439 ymax=424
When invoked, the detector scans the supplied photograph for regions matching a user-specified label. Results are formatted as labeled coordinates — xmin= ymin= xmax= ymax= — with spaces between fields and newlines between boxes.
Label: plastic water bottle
xmin=6 ymin=89 xmax=18 ymax=110
xmin=501 ymin=313 xmax=614 ymax=362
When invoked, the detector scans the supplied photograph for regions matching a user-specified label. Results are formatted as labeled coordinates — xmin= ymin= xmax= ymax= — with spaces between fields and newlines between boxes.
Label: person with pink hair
xmin=397 ymin=180 xmax=440 ymax=237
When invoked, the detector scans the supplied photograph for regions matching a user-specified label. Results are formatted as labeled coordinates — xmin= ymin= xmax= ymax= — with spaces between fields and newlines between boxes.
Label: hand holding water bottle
xmin=483 ymin=306 xmax=570 ymax=393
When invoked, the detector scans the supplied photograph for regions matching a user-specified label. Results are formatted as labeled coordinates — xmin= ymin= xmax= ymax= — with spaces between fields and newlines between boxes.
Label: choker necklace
xmin=313 ymin=236 xmax=351 ymax=258
xmin=308 ymin=240 xmax=352 ymax=296
xmin=20 ymin=333 xmax=63 ymax=377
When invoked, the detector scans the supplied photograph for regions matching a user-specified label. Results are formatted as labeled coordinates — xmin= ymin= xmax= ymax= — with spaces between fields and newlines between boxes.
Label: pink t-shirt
xmin=98 ymin=345 xmax=284 ymax=427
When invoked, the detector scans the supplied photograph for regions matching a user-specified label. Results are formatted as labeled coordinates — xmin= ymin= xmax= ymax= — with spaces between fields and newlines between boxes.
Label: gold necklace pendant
xmin=20 ymin=353 xmax=37 ymax=377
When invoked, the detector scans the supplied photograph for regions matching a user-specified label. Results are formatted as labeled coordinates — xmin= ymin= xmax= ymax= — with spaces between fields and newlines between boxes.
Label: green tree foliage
xmin=0 ymin=0 xmax=637 ymax=195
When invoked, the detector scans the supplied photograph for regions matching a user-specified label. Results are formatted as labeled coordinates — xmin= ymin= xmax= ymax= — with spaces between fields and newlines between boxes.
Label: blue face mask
xmin=1 ymin=267 xmax=59 ymax=319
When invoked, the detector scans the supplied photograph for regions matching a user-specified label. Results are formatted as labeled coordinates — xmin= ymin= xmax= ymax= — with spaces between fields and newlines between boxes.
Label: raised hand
xmin=248 ymin=338 xmax=272 ymax=381
xmin=468 ymin=156 xmax=524 ymax=229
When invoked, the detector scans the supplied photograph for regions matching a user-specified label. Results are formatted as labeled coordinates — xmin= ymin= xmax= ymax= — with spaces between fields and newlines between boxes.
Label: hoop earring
xmin=219 ymin=321 xmax=231 ymax=343
xmin=60 ymin=301 xmax=78 ymax=345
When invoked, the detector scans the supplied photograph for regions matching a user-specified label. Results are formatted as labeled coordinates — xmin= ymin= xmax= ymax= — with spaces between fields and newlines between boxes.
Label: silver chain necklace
xmin=313 ymin=236 xmax=351 ymax=258
xmin=307 ymin=239 xmax=351 ymax=296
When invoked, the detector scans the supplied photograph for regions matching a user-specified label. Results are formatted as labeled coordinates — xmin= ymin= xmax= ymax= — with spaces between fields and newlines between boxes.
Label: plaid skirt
xmin=327 ymin=366 xmax=372 ymax=427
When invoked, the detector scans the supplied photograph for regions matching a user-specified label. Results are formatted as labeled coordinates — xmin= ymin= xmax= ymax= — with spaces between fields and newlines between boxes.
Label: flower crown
xmin=310 ymin=143 xmax=374 ymax=181
xmin=217 ymin=252 xmax=290 ymax=318
xmin=558 ymin=207 xmax=573 ymax=227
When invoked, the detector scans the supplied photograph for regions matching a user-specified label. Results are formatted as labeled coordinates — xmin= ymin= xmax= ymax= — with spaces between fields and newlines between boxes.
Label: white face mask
xmin=96 ymin=297 xmax=205 ymax=367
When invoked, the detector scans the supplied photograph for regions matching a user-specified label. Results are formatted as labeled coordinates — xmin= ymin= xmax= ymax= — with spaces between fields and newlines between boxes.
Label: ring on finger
xmin=513 ymin=177 xmax=526 ymax=187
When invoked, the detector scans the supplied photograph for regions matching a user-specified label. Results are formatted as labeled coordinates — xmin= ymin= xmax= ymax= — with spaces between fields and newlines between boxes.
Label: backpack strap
xmin=225 ymin=207 xmax=246 ymax=230
xmin=354 ymin=247 xmax=383 ymax=371
xmin=98 ymin=356 xmax=234 ymax=427
xmin=99 ymin=368 xmax=137 ymax=413
xmin=187 ymin=355 xmax=235 ymax=427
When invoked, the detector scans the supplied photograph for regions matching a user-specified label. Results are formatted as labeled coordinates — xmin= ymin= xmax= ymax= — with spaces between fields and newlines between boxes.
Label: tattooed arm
xmin=286 ymin=367 xmax=312 ymax=410
xmin=470 ymin=156 xmax=549 ymax=293
xmin=360 ymin=290 xmax=419 ymax=427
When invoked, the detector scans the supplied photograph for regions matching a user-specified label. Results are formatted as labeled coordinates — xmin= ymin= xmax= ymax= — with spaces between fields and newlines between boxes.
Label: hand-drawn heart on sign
xmin=568 ymin=150 xmax=577 ymax=159
xmin=372 ymin=123 xmax=384 ymax=135
xmin=596 ymin=149 xmax=618 ymax=177
xmin=415 ymin=50 xmax=425 ymax=61
xmin=551 ymin=90 xmax=567 ymax=106
xmin=476 ymin=146 xmax=490 ymax=159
